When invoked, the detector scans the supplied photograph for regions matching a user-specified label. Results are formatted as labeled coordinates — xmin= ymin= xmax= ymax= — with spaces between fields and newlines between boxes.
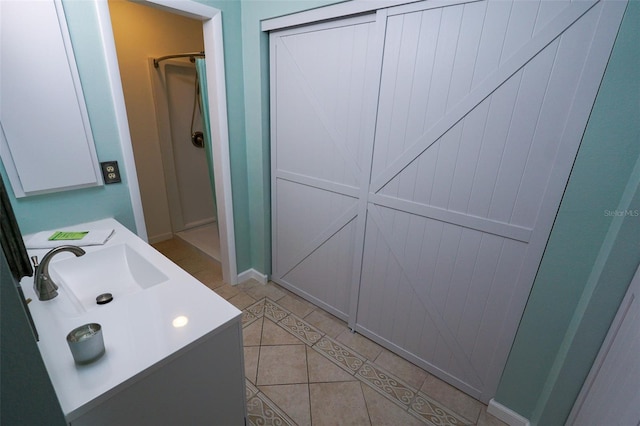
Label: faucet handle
xmin=31 ymin=256 xmax=39 ymax=268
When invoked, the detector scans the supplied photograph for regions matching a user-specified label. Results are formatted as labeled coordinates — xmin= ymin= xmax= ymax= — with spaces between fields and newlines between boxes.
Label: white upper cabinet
xmin=0 ymin=0 xmax=103 ymax=197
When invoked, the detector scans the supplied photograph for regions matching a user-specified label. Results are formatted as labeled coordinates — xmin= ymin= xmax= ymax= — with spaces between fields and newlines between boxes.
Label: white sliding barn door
xmin=270 ymin=0 xmax=626 ymax=403
xmin=270 ymin=15 xmax=382 ymax=319
xmin=356 ymin=0 xmax=627 ymax=402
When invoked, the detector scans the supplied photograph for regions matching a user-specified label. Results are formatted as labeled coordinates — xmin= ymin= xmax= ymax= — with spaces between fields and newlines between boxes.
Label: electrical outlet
xmin=100 ymin=161 xmax=122 ymax=184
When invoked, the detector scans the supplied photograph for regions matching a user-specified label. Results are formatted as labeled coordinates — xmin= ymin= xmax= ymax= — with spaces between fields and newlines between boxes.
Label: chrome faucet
xmin=32 ymin=245 xmax=86 ymax=301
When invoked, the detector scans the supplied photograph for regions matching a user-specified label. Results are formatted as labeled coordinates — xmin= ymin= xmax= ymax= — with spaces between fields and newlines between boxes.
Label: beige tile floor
xmin=153 ymin=237 xmax=507 ymax=426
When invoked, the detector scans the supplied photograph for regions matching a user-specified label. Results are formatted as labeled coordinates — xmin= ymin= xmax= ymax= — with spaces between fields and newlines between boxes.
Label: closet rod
xmin=153 ymin=51 xmax=205 ymax=68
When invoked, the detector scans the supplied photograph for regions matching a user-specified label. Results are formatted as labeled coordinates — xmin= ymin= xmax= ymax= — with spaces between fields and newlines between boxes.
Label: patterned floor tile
xmin=420 ymin=374 xmax=482 ymax=423
xmin=356 ymin=362 xmax=415 ymax=408
xmin=242 ymin=310 xmax=259 ymax=328
xmin=246 ymin=298 xmax=266 ymax=318
xmin=156 ymin=239 xmax=494 ymax=426
xmin=261 ymin=319 xmax=303 ymax=345
xmin=309 ymin=382 xmax=370 ymax=426
xmin=336 ymin=329 xmax=384 ymax=361
xmin=312 ymin=336 xmax=365 ymax=374
xmin=410 ymin=392 xmax=472 ymax=426
xmin=259 ymin=384 xmax=311 ymax=426
xmin=246 ymin=394 xmax=296 ymax=426
xmin=306 ymin=346 xmax=356 ymax=383
xmin=264 ymin=298 xmax=289 ymax=322
xmin=303 ymin=309 xmax=349 ymax=339
xmin=375 ymin=349 xmax=429 ymax=390
xmin=361 ymin=384 xmax=427 ymax=426
xmin=279 ymin=313 xmax=324 ymax=345
xmin=246 ymin=379 xmax=259 ymax=400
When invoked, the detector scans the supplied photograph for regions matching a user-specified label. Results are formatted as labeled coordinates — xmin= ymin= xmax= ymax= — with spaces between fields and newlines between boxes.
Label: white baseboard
xmin=236 ymin=268 xmax=268 ymax=285
xmin=487 ymin=399 xmax=530 ymax=426
xmin=148 ymin=232 xmax=173 ymax=244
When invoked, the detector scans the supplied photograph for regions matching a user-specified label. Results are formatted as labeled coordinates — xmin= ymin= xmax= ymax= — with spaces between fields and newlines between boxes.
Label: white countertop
xmin=20 ymin=218 xmax=242 ymax=421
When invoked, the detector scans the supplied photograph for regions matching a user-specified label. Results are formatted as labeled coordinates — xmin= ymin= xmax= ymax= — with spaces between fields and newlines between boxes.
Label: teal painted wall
xmin=0 ymin=0 xmax=339 ymax=275
xmin=494 ymin=2 xmax=640 ymax=424
xmin=189 ymin=0 xmax=346 ymax=274
xmin=239 ymin=0 xmax=344 ymax=274
xmin=0 ymin=0 xmax=136 ymax=235
xmin=193 ymin=0 xmax=252 ymax=272
xmin=3 ymin=0 xmax=638 ymax=421
xmin=8 ymin=10 xmax=637 ymax=420
xmin=1 ymin=0 xmax=254 ymax=273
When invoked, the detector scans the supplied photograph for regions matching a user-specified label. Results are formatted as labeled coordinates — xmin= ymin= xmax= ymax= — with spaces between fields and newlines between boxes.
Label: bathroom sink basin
xmin=49 ymin=244 xmax=168 ymax=313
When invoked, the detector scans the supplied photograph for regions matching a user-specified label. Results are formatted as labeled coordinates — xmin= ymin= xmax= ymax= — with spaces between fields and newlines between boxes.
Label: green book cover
xmin=48 ymin=231 xmax=89 ymax=241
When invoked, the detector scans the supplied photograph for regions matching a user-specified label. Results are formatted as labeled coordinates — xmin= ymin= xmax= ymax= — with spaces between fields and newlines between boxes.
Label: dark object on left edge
xmin=0 ymin=173 xmax=32 ymax=281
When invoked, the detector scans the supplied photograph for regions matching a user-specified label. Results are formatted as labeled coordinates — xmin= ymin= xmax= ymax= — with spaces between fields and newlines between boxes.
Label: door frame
xmin=95 ymin=0 xmax=238 ymax=284
xmin=567 ymin=261 xmax=640 ymax=424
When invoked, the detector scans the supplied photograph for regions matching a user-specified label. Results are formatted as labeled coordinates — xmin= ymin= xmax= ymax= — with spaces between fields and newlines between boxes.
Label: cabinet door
xmin=0 ymin=0 xmax=102 ymax=197
xmin=356 ymin=0 xmax=627 ymax=402
xmin=270 ymin=14 xmax=382 ymax=319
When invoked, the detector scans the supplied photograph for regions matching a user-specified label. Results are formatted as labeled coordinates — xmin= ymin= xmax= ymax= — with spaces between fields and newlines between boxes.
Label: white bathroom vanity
xmin=21 ymin=218 xmax=246 ymax=425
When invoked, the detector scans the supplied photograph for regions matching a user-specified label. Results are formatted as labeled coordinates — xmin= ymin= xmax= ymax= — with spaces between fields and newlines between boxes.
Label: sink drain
xmin=96 ymin=293 xmax=113 ymax=305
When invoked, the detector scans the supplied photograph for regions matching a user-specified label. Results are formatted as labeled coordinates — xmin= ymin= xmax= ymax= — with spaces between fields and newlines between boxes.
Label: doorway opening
xmin=154 ymin=55 xmax=220 ymax=260
xmin=96 ymin=0 xmax=237 ymax=283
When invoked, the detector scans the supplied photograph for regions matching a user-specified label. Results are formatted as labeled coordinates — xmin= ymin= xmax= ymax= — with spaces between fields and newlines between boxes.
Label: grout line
xmin=304 ymin=342 xmax=312 ymax=426
xmin=165 ymin=242 xmax=481 ymax=424
xmin=219 ymin=279 xmax=478 ymax=425
xmin=247 ymin=391 xmax=296 ymax=426
xmin=253 ymin=317 xmax=264 ymax=387
xmin=359 ymin=382 xmax=375 ymax=426
xmin=268 ymin=295 xmax=469 ymax=425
